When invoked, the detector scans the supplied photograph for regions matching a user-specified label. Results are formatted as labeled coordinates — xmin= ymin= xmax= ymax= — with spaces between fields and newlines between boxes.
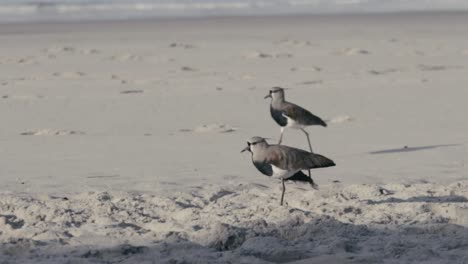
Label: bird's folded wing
xmin=281 ymin=102 xmax=327 ymax=127
xmin=303 ymin=153 xmax=335 ymax=168
xmin=266 ymin=145 xmax=335 ymax=170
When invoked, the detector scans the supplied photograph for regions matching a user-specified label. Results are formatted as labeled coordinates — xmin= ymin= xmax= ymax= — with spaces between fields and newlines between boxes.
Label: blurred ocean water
xmin=0 ymin=0 xmax=468 ymax=22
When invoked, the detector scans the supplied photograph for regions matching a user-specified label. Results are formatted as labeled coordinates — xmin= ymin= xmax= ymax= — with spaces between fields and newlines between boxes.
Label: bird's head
xmin=264 ymin=86 xmax=285 ymax=101
xmin=241 ymin=136 xmax=269 ymax=154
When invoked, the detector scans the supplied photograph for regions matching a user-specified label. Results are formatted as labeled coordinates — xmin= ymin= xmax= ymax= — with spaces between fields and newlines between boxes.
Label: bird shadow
xmin=365 ymin=195 xmax=468 ymax=205
xmin=369 ymin=144 xmax=460 ymax=155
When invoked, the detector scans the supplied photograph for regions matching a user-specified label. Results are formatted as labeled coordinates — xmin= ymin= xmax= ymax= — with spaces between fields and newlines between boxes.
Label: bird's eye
xmin=251 ymin=142 xmax=257 ymax=146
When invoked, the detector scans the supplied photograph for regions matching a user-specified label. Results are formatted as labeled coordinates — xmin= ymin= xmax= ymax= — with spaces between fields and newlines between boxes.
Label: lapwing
xmin=241 ymin=136 xmax=335 ymax=205
xmin=265 ymin=87 xmax=327 ymax=153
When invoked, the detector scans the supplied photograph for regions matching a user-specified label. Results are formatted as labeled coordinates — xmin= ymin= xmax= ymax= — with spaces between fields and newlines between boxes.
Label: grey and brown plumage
xmin=265 ymin=87 xmax=327 ymax=153
xmin=241 ymin=136 xmax=335 ymax=205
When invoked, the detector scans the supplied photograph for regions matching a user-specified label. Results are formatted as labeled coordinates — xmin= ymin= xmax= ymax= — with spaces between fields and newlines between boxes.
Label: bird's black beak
xmin=241 ymin=145 xmax=250 ymax=153
xmin=264 ymin=93 xmax=272 ymax=99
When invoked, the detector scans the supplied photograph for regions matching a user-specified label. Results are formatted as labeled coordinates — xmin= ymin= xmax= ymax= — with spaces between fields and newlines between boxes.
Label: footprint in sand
xmin=244 ymin=51 xmax=272 ymax=58
xmin=81 ymin=48 xmax=100 ymax=55
xmin=111 ymin=75 xmax=130 ymax=84
xmin=181 ymin=66 xmax=197 ymax=72
xmin=368 ymin=68 xmax=401 ymax=75
xmin=334 ymin=48 xmax=371 ymax=56
xmin=418 ymin=64 xmax=463 ymax=71
xmin=0 ymin=57 xmax=37 ymax=65
xmin=169 ymin=42 xmax=196 ymax=49
xmin=43 ymin=46 xmax=76 ymax=54
xmin=43 ymin=46 xmax=100 ymax=56
xmin=179 ymin=124 xmax=237 ymax=134
xmin=108 ymin=53 xmax=142 ymax=62
xmin=52 ymin=71 xmax=86 ymax=79
xmin=297 ymin=80 xmax=323 ymax=85
xmin=0 ymin=215 xmax=25 ymax=230
xmin=3 ymin=94 xmax=44 ymax=100
xmin=275 ymin=53 xmax=293 ymax=58
xmin=120 ymin=90 xmax=144 ymax=94
xmin=290 ymin=66 xmax=322 ymax=72
xmin=244 ymin=51 xmax=293 ymax=59
xmin=20 ymin=129 xmax=86 ymax=136
xmin=275 ymin=39 xmax=314 ymax=47
xmin=17 ymin=57 xmax=37 ymax=65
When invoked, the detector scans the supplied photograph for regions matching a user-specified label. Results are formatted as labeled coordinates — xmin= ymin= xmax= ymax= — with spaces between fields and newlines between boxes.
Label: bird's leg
xmin=280 ymin=179 xmax=286 ymax=206
xmin=301 ymin=128 xmax=313 ymax=153
xmin=308 ymin=169 xmax=319 ymax=190
xmin=278 ymin=127 xmax=285 ymax=145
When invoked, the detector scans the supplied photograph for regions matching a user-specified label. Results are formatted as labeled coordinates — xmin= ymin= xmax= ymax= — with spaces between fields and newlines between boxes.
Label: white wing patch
xmin=282 ymin=113 xmax=305 ymax=129
xmin=271 ymin=165 xmax=300 ymax=179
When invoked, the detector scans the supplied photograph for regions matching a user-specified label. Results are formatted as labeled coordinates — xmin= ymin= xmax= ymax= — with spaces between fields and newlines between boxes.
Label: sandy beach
xmin=1 ymin=12 xmax=468 ymax=263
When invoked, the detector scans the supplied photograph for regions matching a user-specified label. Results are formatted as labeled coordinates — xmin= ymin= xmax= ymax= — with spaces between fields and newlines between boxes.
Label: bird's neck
xmin=252 ymin=152 xmax=262 ymax=162
xmin=252 ymin=147 xmax=269 ymax=161
xmin=272 ymin=97 xmax=285 ymax=105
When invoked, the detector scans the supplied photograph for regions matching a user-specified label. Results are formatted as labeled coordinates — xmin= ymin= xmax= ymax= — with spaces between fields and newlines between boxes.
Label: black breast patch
xmin=253 ymin=161 xmax=273 ymax=176
xmin=270 ymin=106 xmax=287 ymax=127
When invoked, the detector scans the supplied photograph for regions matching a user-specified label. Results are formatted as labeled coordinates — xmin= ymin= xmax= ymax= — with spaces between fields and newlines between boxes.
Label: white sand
xmin=1 ymin=181 xmax=468 ymax=263
xmin=1 ymin=12 xmax=468 ymax=263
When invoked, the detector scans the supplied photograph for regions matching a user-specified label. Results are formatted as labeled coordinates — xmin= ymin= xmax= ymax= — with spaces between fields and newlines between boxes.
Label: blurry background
xmin=2 ymin=0 xmax=468 ymax=23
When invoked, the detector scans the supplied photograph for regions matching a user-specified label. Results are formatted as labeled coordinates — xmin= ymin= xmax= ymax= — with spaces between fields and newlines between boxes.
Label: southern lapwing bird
xmin=265 ymin=87 xmax=327 ymax=153
xmin=241 ymin=136 xmax=335 ymax=206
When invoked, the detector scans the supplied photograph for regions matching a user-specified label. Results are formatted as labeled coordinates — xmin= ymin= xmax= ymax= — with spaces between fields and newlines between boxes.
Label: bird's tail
xmin=305 ymin=153 xmax=336 ymax=169
xmin=308 ymin=114 xmax=327 ymax=127
xmin=287 ymin=171 xmax=319 ymax=189
xmin=318 ymin=117 xmax=327 ymax=127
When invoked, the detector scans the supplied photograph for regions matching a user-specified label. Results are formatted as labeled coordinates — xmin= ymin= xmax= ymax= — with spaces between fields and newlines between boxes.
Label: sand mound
xmin=328 ymin=115 xmax=355 ymax=124
xmin=1 ymin=181 xmax=468 ymax=263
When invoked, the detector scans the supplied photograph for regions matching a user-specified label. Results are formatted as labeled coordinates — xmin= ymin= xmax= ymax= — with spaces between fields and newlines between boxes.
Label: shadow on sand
xmin=369 ymin=144 xmax=460 ymax=155
xmin=365 ymin=195 xmax=468 ymax=205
